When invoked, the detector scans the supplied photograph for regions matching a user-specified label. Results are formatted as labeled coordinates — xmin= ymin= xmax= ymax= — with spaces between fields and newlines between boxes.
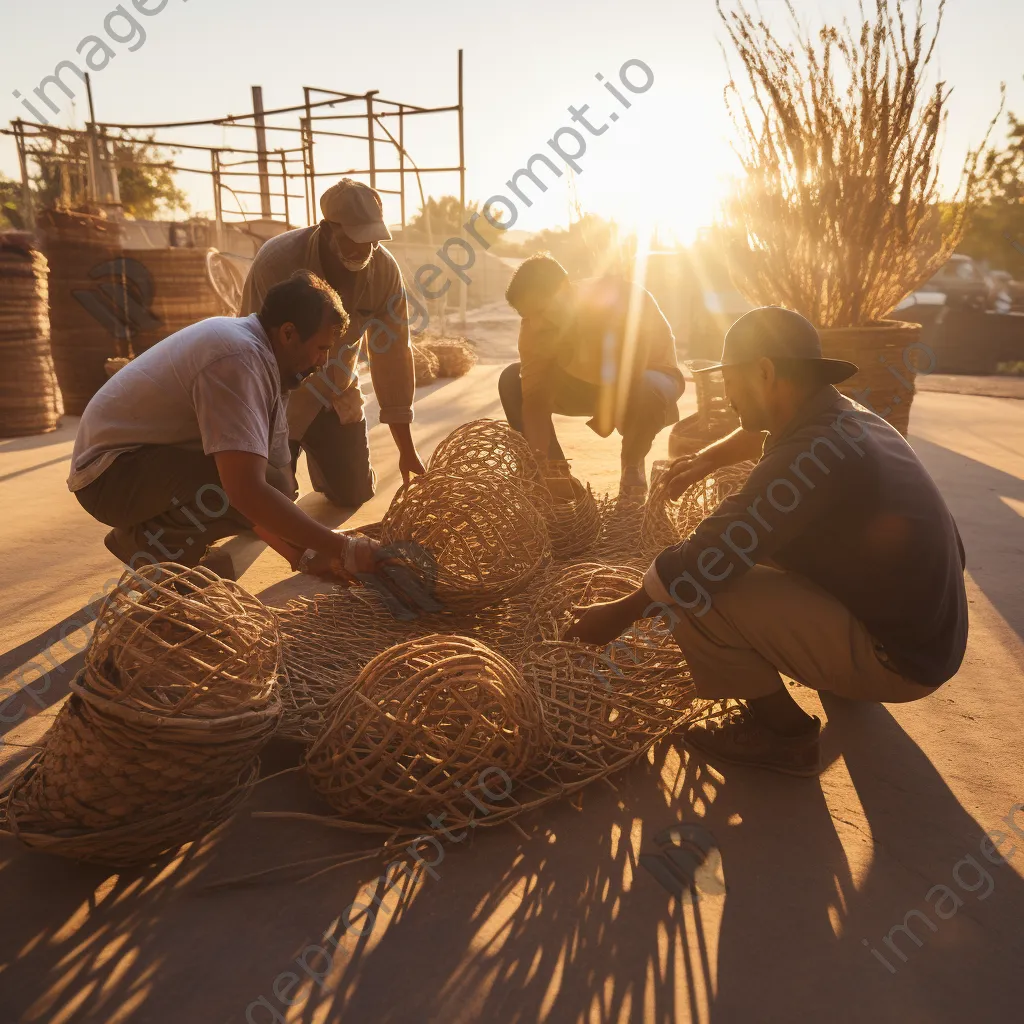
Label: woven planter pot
xmin=818 ymin=319 xmax=922 ymax=437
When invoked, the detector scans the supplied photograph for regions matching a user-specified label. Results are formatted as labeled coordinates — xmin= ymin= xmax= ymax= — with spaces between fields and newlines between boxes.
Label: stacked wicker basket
xmin=120 ymin=247 xmax=235 ymax=355
xmin=2 ymin=564 xmax=283 ymax=866
xmin=39 ymin=210 xmax=125 ymax=416
xmin=0 ymin=233 xmax=63 ymax=437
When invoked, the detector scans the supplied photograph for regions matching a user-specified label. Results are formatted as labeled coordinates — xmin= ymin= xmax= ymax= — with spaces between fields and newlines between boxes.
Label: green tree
xmin=0 ymin=175 xmax=27 ymax=230
xmin=959 ymin=111 xmax=1024 ymax=278
xmin=112 ymin=134 xmax=189 ymax=220
xmin=21 ymin=129 xmax=189 ymax=221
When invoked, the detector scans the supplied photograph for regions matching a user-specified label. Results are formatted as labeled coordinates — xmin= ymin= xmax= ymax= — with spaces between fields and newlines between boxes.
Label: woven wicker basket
xmin=818 ymin=319 xmax=922 ymax=436
xmin=39 ymin=210 xmax=125 ymax=415
xmin=412 ymin=344 xmax=440 ymax=386
xmin=2 ymin=564 xmax=283 ymax=865
xmin=119 ymin=247 xmax=235 ymax=355
xmin=419 ymin=336 xmax=478 ymax=378
xmin=305 ymin=634 xmax=547 ymax=825
xmin=0 ymin=234 xmax=63 ymax=436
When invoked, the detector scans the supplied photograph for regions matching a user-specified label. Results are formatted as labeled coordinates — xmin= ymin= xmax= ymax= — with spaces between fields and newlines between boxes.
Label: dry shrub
xmin=717 ymin=0 xmax=1001 ymax=327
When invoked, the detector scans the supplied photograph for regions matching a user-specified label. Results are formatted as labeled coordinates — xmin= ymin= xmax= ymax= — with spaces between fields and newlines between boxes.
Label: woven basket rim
xmin=70 ymin=672 xmax=282 ymax=729
xmin=817 ymin=319 xmax=923 ymax=334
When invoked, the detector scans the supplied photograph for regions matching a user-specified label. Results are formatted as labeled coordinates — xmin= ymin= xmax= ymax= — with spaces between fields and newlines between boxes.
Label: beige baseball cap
xmin=320 ymin=179 xmax=392 ymax=244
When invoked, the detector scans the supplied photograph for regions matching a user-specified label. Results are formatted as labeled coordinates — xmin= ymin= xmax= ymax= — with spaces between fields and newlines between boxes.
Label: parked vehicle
xmin=917 ymin=254 xmax=989 ymax=310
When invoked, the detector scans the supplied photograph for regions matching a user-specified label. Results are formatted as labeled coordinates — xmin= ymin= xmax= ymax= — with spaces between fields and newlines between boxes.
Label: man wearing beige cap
xmin=240 ymin=178 xmax=424 ymax=507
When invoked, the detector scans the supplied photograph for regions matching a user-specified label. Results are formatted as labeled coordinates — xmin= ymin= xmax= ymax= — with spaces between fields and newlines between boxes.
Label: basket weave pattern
xmin=2 ymin=564 xmax=282 ymax=865
xmin=305 ymin=635 xmax=546 ymax=825
xmin=381 ymin=471 xmax=550 ymax=608
xmin=0 ymin=234 xmax=63 ymax=437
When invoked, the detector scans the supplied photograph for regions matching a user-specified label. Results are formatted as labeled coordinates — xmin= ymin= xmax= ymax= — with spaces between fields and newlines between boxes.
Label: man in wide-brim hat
xmin=567 ymin=306 xmax=968 ymax=776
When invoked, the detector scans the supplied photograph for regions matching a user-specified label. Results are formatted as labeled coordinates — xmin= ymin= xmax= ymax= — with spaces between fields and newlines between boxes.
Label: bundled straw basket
xmin=40 ymin=210 xmax=125 ymax=416
xmin=2 ymin=564 xmax=282 ymax=865
xmin=0 ymin=233 xmax=63 ymax=437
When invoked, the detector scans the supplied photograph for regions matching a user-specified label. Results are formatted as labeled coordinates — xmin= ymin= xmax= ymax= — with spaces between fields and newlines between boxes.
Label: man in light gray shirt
xmin=70 ymin=271 xmax=384 ymax=579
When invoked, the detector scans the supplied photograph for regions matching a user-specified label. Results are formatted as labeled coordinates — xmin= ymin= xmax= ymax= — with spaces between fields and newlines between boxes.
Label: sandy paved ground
xmin=0 ymin=369 xmax=1021 ymax=1023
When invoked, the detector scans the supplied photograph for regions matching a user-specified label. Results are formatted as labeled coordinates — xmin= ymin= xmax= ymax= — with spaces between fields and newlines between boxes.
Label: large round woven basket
xmin=0 ymin=234 xmax=63 ymax=437
xmin=2 ymin=563 xmax=283 ymax=865
xmin=427 ymin=418 xmax=540 ymax=482
xmin=39 ymin=210 xmax=125 ymax=416
xmin=119 ymin=247 xmax=236 ymax=355
xmin=305 ymin=634 xmax=547 ymax=825
xmin=381 ymin=471 xmax=550 ymax=608
xmin=818 ymin=319 xmax=922 ymax=436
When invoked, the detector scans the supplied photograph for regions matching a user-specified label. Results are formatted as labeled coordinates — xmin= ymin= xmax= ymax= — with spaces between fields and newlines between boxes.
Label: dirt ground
xmin=0 ymin=339 xmax=1022 ymax=1023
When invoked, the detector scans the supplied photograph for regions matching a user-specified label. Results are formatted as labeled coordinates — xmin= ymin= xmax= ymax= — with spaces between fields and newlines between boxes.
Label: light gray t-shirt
xmin=68 ymin=314 xmax=291 ymax=492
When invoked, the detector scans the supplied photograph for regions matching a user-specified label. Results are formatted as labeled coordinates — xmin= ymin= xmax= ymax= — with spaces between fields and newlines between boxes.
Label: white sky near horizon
xmin=1 ymin=0 xmax=1021 ymax=244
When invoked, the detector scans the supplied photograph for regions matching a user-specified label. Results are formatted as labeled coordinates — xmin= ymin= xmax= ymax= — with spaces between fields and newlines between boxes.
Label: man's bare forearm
xmin=389 ymin=421 xmax=416 ymax=456
xmin=233 ymin=482 xmax=347 ymax=556
xmin=697 ymin=428 xmax=766 ymax=469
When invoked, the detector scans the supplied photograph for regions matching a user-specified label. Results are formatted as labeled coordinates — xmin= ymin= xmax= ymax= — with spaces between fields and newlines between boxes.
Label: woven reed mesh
xmin=1 ymin=565 xmax=283 ymax=865
xmin=0 ymin=235 xmax=63 ymax=437
xmin=412 ymin=344 xmax=440 ymax=386
xmin=527 ymin=562 xmax=647 ymax=642
xmin=305 ymin=635 xmax=546 ymax=826
xmin=427 ymin=418 xmax=541 ymax=482
xmin=641 ymin=460 xmax=757 ymax=551
xmin=85 ymin=563 xmax=281 ymax=717
xmin=381 ymin=471 xmax=550 ymax=608
xmin=419 ymin=336 xmax=478 ymax=377
xmin=519 ymin=639 xmax=696 ymax=780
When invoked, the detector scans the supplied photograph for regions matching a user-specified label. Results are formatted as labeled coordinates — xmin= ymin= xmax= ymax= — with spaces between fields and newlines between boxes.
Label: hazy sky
xmin=2 ymin=0 xmax=1021 ymax=241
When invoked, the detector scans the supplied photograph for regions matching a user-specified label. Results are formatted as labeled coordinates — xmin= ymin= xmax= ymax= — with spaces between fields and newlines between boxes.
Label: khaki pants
xmin=669 ymin=566 xmax=938 ymax=703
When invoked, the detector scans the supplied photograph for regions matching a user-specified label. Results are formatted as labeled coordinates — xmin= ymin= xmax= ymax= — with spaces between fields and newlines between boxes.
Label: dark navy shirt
xmin=651 ymin=386 xmax=968 ymax=686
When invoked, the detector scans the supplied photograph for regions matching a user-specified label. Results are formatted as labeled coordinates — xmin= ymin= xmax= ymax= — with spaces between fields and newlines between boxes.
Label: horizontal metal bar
xmin=311 ymin=106 xmax=459 ymax=121
xmin=312 ymin=166 xmax=463 ymax=176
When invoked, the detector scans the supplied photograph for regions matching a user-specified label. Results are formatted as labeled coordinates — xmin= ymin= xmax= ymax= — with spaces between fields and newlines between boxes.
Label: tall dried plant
xmin=717 ymin=0 xmax=1001 ymax=328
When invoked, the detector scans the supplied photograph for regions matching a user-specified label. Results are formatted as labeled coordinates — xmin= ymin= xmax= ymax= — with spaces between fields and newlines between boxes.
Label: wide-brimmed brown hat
xmin=694 ymin=306 xmax=858 ymax=384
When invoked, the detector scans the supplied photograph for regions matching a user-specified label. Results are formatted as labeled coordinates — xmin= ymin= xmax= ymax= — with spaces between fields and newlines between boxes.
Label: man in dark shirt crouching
xmin=567 ymin=306 xmax=968 ymax=776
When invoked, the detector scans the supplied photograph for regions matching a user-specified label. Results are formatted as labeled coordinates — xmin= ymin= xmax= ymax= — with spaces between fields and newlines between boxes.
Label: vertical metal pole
xmin=304 ymin=88 xmax=317 ymax=222
xmin=14 ymin=121 xmax=36 ymax=232
xmin=279 ymin=149 xmax=290 ymax=227
xmin=252 ymin=85 xmax=272 ymax=219
xmin=212 ymin=149 xmax=223 ymax=250
xmin=398 ymin=104 xmax=406 ymax=229
xmin=457 ymin=48 xmax=467 ymax=326
xmin=365 ymin=91 xmax=377 ymax=189
xmin=83 ymin=72 xmax=101 ymax=204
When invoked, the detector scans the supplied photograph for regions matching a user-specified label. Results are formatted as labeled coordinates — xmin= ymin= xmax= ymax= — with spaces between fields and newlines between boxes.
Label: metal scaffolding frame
xmin=3 ymin=51 xmax=467 ymax=250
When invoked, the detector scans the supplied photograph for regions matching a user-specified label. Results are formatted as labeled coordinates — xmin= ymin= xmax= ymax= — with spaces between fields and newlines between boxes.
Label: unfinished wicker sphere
xmin=520 ymin=640 xmax=695 ymax=779
xmin=84 ymin=562 xmax=281 ymax=717
xmin=421 ymin=336 xmax=478 ymax=377
xmin=412 ymin=344 xmax=440 ymax=386
xmin=640 ymin=460 xmax=756 ymax=551
xmin=381 ymin=471 xmax=550 ymax=608
xmin=427 ymin=418 xmax=541 ymax=482
xmin=541 ymin=477 xmax=602 ymax=559
xmin=305 ymin=634 xmax=547 ymax=824
xmin=528 ymin=562 xmax=646 ymax=642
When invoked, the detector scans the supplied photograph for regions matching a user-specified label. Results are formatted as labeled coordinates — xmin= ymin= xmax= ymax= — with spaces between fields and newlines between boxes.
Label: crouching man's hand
xmin=565 ymin=587 xmax=652 ymax=646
